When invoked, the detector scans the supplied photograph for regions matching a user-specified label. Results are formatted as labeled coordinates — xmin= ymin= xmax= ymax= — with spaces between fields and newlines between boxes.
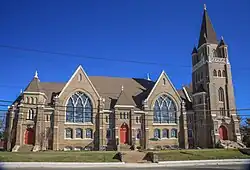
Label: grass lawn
xmin=157 ymin=149 xmax=250 ymax=161
xmin=0 ymin=151 xmax=119 ymax=162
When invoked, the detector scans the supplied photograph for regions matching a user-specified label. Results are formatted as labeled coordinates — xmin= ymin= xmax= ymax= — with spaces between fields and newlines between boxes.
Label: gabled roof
xmin=192 ymin=46 xmax=198 ymax=54
xmin=24 ymin=77 xmax=41 ymax=92
xmin=115 ymin=89 xmax=134 ymax=106
xmin=89 ymin=76 xmax=154 ymax=110
xmin=198 ymin=5 xmax=218 ymax=47
xmin=218 ymin=37 xmax=226 ymax=47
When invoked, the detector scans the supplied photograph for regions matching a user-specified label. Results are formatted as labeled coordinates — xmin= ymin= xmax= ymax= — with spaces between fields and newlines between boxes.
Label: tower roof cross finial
xmin=34 ymin=70 xmax=38 ymax=79
xmin=204 ymin=4 xmax=207 ymax=10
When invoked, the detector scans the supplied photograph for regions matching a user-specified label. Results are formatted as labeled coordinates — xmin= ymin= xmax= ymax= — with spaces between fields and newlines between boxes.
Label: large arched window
xmin=218 ymin=87 xmax=224 ymax=102
xmin=66 ymin=91 xmax=93 ymax=123
xmin=153 ymin=95 xmax=177 ymax=123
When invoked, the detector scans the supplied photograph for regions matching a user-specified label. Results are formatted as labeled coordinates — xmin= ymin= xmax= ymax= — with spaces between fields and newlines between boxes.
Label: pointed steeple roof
xmin=192 ymin=46 xmax=198 ymax=54
xmin=24 ymin=70 xmax=41 ymax=92
xmin=115 ymin=86 xmax=134 ymax=106
xmin=198 ymin=4 xmax=218 ymax=47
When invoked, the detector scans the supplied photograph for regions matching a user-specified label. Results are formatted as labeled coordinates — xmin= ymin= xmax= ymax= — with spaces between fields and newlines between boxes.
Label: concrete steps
xmin=120 ymin=144 xmax=131 ymax=151
xmin=18 ymin=145 xmax=34 ymax=152
xmin=220 ymin=140 xmax=246 ymax=149
xmin=122 ymin=151 xmax=148 ymax=163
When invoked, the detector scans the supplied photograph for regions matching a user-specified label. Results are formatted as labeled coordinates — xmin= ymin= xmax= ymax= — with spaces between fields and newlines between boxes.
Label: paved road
xmin=2 ymin=164 xmax=248 ymax=170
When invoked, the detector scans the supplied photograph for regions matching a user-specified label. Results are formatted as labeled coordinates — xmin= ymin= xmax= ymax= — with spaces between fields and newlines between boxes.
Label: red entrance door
xmin=219 ymin=126 xmax=228 ymax=140
xmin=24 ymin=128 xmax=35 ymax=145
xmin=120 ymin=123 xmax=128 ymax=144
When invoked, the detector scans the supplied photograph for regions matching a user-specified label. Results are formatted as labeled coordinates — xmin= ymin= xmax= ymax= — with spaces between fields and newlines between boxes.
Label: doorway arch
xmin=24 ymin=128 xmax=35 ymax=145
xmin=120 ymin=123 xmax=128 ymax=144
xmin=219 ymin=125 xmax=228 ymax=140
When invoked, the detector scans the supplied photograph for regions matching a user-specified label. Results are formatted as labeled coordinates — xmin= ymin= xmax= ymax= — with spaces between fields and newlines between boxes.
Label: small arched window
xmin=106 ymin=129 xmax=111 ymax=139
xmin=163 ymin=78 xmax=166 ymax=85
xmin=76 ymin=128 xmax=83 ymax=138
xmin=218 ymin=87 xmax=224 ymax=102
xmin=171 ymin=128 xmax=177 ymax=138
xmin=78 ymin=73 xmax=82 ymax=81
xmin=188 ymin=129 xmax=193 ymax=138
xmin=105 ymin=115 xmax=109 ymax=123
xmin=27 ymin=109 xmax=34 ymax=120
xmin=26 ymin=97 xmax=30 ymax=104
xmin=218 ymin=70 xmax=222 ymax=77
xmin=162 ymin=129 xmax=169 ymax=138
xmin=120 ymin=112 xmax=122 ymax=119
xmin=136 ymin=116 xmax=139 ymax=123
xmin=213 ymin=70 xmax=217 ymax=76
xmin=136 ymin=129 xmax=141 ymax=139
xmin=34 ymin=97 xmax=37 ymax=104
xmin=154 ymin=129 xmax=161 ymax=139
xmin=30 ymin=97 xmax=34 ymax=104
xmin=86 ymin=128 xmax=93 ymax=139
xmin=65 ymin=128 xmax=73 ymax=139
xmin=222 ymin=70 xmax=226 ymax=77
xmin=123 ymin=112 xmax=126 ymax=119
xmin=213 ymin=49 xmax=217 ymax=57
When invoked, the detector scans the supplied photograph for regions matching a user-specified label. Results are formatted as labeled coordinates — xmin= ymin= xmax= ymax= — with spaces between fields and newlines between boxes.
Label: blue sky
xmin=0 ymin=0 xmax=250 ymax=116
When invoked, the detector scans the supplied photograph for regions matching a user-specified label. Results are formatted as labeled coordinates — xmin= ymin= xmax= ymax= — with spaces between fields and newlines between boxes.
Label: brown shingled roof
xmin=198 ymin=8 xmax=218 ymax=47
xmin=24 ymin=77 xmax=41 ymax=92
xmin=89 ymin=76 xmax=154 ymax=110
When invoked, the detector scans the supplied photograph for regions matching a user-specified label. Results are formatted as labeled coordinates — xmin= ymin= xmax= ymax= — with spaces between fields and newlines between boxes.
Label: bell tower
xmin=192 ymin=5 xmax=240 ymax=148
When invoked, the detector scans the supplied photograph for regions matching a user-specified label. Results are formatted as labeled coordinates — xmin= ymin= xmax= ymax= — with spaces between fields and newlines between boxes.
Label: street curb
xmin=0 ymin=162 xmax=126 ymax=168
xmin=1 ymin=159 xmax=250 ymax=168
xmin=158 ymin=159 xmax=250 ymax=167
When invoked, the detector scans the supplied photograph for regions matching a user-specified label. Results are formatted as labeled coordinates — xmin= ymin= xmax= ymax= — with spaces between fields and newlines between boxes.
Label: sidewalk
xmin=1 ymin=159 xmax=250 ymax=168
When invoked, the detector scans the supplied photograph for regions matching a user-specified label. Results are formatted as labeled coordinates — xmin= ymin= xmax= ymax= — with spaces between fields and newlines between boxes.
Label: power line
xmin=0 ymin=44 xmax=191 ymax=68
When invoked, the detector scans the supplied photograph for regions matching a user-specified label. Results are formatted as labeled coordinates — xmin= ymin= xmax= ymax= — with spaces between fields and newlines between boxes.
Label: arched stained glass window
xmin=162 ymin=129 xmax=169 ymax=138
xmin=76 ymin=128 xmax=83 ymax=138
xmin=153 ymin=95 xmax=177 ymax=123
xmin=154 ymin=129 xmax=160 ymax=138
xmin=66 ymin=92 xmax=93 ymax=123
xmin=171 ymin=128 xmax=177 ymax=138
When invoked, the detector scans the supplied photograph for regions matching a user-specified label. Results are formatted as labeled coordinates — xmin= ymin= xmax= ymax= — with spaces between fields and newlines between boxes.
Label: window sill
xmin=153 ymin=123 xmax=177 ymax=126
xmin=64 ymin=122 xmax=94 ymax=125
xmin=64 ymin=138 xmax=93 ymax=140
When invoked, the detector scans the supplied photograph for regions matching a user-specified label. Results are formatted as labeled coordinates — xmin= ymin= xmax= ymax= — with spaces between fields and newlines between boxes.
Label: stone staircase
xmin=17 ymin=145 xmax=34 ymax=152
xmin=122 ymin=151 xmax=148 ymax=163
xmin=220 ymin=140 xmax=246 ymax=149
xmin=120 ymin=144 xmax=131 ymax=151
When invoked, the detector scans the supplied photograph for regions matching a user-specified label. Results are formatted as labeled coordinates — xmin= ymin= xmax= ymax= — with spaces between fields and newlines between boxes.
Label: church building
xmin=4 ymin=5 xmax=241 ymax=152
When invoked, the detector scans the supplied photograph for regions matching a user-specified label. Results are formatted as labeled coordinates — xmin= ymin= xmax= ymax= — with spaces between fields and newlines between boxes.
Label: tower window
xmin=213 ymin=49 xmax=217 ymax=57
xmin=213 ymin=70 xmax=217 ymax=76
xmin=218 ymin=70 xmax=222 ymax=77
xmin=218 ymin=87 xmax=224 ymax=102
xmin=222 ymin=70 xmax=226 ymax=77
xmin=105 ymin=115 xmax=109 ymax=123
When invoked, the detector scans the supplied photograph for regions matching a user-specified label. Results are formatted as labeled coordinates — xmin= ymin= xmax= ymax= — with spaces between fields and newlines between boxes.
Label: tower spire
xmin=198 ymin=4 xmax=217 ymax=47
